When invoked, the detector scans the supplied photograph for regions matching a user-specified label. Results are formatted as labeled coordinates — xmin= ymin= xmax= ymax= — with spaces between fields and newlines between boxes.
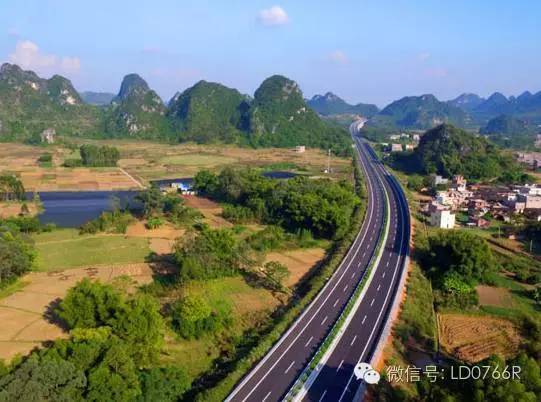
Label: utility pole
xmin=326 ymin=149 xmax=331 ymax=173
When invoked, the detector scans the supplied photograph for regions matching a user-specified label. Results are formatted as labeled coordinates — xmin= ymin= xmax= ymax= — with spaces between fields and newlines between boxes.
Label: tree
xmin=260 ymin=261 xmax=290 ymax=292
xmin=80 ymin=145 xmax=120 ymax=167
xmin=111 ymin=294 xmax=164 ymax=367
xmin=138 ymin=367 xmax=191 ymax=402
xmin=170 ymin=295 xmax=228 ymax=339
xmin=135 ymin=187 xmax=164 ymax=218
xmin=0 ymin=175 xmax=25 ymax=201
xmin=0 ymin=354 xmax=86 ymax=402
xmin=55 ymin=279 xmax=124 ymax=329
xmin=86 ymin=338 xmax=141 ymax=402
xmin=0 ymin=229 xmax=35 ymax=285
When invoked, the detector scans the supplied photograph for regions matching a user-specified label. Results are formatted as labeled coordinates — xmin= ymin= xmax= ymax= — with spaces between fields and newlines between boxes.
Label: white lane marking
xmin=262 ymin=391 xmax=271 ymax=402
xmin=337 ymin=359 xmax=344 ymax=372
xmin=230 ymin=138 xmax=383 ymax=402
xmin=377 ymin=284 xmax=381 ymax=291
xmin=343 ymin=285 xmax=348 ymax=292
xmin=386 ymin=261 xmax=389 ymax=267
xmin=370 ymin=298 xmax=375 ymax=307
xmin=350 ymin=335 xmax=357 ymax=346
xmin=382 ymin=272 xmax=386 ymax=278
xmin=362 ymin=315 xmax=367 ymax=324
xmin=305 ymin=336 xmax=314 ymax=348
xmin=351 ymin=272 xmax=355 ymax=279
xmin=338 ymin=177 xmax=407 ymax=402
xmin=321 ymin=316 xmax=328 ymax=326
xmin=362 ymin=252 xmax=366 ymax=258
xmin=357 ymin=261 xmax=361 ymax=267
xmin=318 ymin=390 xmax=327 ymax=402
xmin=284 ymin=360 xmax=295 ymax=374
xmin=333 ymin=298 xmax=340 ymax=308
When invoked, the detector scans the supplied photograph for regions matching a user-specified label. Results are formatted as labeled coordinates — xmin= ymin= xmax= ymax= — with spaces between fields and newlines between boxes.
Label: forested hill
xmin=307 ymin=92 xmax=379 ymax=117
xmin=367 ymin=94 xmax=471 ymax=130
xmin=0 ymin=64 xmax=352 ymax=155
xmin=247 ymin=76 xmax=352 ymax=154
xmin=412 ymin=124 xmax=523 ymax=181
xmin=167 ymin=80 xmax=248 ymax=144
xmin=0 ymin=63 xmax=101 ymax=140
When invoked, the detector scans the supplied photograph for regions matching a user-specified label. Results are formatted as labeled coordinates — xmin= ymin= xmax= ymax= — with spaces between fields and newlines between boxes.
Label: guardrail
xmin=285 ymin=148 xmax=391 ymax=401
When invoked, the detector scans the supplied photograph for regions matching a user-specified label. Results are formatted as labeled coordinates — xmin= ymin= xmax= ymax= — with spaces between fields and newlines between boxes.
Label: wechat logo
xmin=354 ymin=362 xmax=381 ymax=384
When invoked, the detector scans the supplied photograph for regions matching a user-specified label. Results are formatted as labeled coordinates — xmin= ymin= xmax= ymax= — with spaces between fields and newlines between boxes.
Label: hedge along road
xmin=226 ymin=133 xmax=392 ymax=402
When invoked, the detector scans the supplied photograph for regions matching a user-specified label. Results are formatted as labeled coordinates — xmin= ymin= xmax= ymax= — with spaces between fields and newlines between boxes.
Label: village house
xmin=40 ymin=128 xmax=55 ymax=144
xmin=390 ymin=143 xmax=403 ymax=152
xmin=430 ymin=208 xmax=455 ymax=229
xmin=294 ymin=145 xmax=306 ymax=153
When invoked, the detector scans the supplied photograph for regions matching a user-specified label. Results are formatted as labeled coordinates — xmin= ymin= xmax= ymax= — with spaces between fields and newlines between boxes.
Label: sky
xmin=1 ymin=0 xmax=540 ymax=107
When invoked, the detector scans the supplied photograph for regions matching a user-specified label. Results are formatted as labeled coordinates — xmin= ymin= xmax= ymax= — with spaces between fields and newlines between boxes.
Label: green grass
xmin=32 ymin=228 xmax=150 ymax=271
xmin=0 ymin=279 xmax=29 ymax=300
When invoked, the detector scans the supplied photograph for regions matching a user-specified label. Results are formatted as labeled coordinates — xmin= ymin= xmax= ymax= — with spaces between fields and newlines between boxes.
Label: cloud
xmin=258 ymin=5 xmax=289 ymax=26
xmin=418 ymin=52 xmax=431 ymax=62
xmin=8 ymin=40 xmax=81 ymax=75
xmin=328 ymin=50 xmax=348 ymax=64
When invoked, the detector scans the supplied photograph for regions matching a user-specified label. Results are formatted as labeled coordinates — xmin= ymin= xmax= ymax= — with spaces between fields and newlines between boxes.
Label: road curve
xmin=299 ymin=134 xmax=410 ymax=401
xmin=226 ymin=128 xmax=409 ymax=402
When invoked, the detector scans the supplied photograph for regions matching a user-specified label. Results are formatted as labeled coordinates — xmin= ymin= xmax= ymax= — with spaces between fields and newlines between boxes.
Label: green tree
xmin=0 ymin=175 xmax=25 ymax=201
xmin=55 ymin=279 xmax=124 ymax=329
xmin=138 ymin=367 xmax=191 ymax=402
xmin=260 ymin=261 xmax=290 ymax=292
xmin=170 ymin=295 xmax=228 ymax=339
xmin=135 ymin=186 xmax=164 ymax=218
xmin=0 ymin=354 xmax=86 ymax=402
xmin=0 ymin=228 xmax=36 ymax=285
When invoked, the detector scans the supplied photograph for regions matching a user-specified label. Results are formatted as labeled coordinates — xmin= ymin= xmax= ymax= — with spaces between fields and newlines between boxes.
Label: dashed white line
xmin=336 ymin=360 xmax=344 ymax=372
xmin=343 ymin=285 xmax=348 ymax=292
xmin=321 ymin=316 xmax=328 ymax=326
xmin=370 ymin=298 xmax=375 ymax=307
xmin=350 ymin=335 xmax=357 ymax=346
xmin=284 ymin=360 xmax=295 ymax=374
xmin=318 ymin=390 xmax=327 ymax=402
xmin=263 ymin=391 xmax=271 ymax=402
xmin=377 ymin=284 xmax=381 ymax=291
xmin=362 ymin=315 xmax=367 ymax=324
xmin=351 ymin=272 xmax=355 ymax=279
xmin=333 ymin=298 xmax=340 ymax=308
xmin=386 ymin=261 xmax=389 ymax=267
xmin=382 ymin=272 xmax=386 ymax=278
xmin=305 ymin=336 xmax=314 ymax=348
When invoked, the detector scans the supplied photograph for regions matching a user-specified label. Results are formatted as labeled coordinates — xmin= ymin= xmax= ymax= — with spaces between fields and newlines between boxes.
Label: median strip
xmin=285 ymin=158 xmax=391 ymax=401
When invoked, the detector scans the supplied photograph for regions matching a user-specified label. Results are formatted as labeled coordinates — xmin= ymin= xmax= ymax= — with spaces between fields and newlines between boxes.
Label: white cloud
xmin=258 ymin=6 xmax=289 ymax=26
xmin=8 ymin=40 xmax=81 ymax=76
xmin=328 ymin=50 xmax=348 ymax=64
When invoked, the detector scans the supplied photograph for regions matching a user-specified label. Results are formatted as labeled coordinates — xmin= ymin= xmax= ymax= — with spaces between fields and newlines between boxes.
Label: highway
xmin=226 ymin=127 xmax=410 ymax=402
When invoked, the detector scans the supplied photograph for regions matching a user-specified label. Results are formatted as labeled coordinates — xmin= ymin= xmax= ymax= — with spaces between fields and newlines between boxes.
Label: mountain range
xmin=0 ymin=63 xmax=353 ymax=155
xmin=307 ymin=92 xmax=379 ymax=118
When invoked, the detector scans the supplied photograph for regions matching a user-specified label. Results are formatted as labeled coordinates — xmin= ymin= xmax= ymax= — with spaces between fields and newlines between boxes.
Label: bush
xmin=170 ymin=295 xmax=230 ymax=340
xmin=63 ymin=158 xmax=83 ymax=167
xmin=38 ymin=153 xmax=52 ymax=163
xmin=247 ymin=226 xmax=286 ymax=251
xmin=0 ymin=229 xmax=36 ymax=286
xmin=79 ymin=211 xmax=134 ymax=234
xmin=222 ymin=204 xmax=256 ymax=224
xmin=80 ymin=144 xmax=120 ymax=167
xmin=145 ymin=216 xmax=164 ymax=229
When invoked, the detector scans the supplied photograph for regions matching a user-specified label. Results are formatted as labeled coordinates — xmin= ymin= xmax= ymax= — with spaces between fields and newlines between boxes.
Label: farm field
xmin=438 ymin=313 xmax=523 ymax=363
xmin=0 ymin=140 xmax=352 ymax=191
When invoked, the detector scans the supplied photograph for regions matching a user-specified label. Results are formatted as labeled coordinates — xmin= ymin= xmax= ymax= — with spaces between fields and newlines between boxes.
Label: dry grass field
xmin=438 ymin=313 xmax=523 ymax=363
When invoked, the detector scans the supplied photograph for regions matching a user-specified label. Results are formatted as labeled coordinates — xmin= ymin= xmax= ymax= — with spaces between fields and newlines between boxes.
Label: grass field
xmin=32 ymin=229 xmax=150 ymax=271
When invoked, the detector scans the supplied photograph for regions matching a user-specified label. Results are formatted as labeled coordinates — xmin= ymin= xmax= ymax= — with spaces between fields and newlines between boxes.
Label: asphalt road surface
xmin=226 ymin=133 xmax=410 ymax=402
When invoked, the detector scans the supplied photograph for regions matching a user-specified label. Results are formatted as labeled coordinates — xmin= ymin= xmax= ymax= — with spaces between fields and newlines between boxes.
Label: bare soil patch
xmin=265 ymin=248 xmax=326 ymax=287
xmin=438 ymin=313 xmax=522 ymax=363
xmin=476 ymin=285 xmax=513 ymax=307
xmin=0 ymin=202 xmax=38 ymax=218
xmin=126 ymin=220 xmax=184 ymax=240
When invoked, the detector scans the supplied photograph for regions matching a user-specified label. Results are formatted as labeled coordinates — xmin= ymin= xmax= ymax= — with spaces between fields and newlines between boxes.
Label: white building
xmin=295 ymin=145 xmax=306 ymax=153
xmin=430 ymin=209 xmax=455 ymax=229
xmin=391 ymin=143 xmax=403 ymax=152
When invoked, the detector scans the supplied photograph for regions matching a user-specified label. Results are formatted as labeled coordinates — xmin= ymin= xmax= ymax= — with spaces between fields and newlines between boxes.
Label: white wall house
xmin=430 ymin=209 xmax=455 ymax=229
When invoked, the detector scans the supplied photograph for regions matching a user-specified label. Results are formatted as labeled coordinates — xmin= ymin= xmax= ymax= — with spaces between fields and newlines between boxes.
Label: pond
xmin=32 ymin=191 xmax=139 ymax=228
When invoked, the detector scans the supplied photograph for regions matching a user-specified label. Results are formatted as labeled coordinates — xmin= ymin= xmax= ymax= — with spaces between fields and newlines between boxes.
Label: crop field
xmin=438 ymin=313 xmax=523 ymax=363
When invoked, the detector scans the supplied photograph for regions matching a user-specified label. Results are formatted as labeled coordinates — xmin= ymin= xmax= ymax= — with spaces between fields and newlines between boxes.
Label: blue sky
xmin=1 ymin=0 xmax=540 ymax=106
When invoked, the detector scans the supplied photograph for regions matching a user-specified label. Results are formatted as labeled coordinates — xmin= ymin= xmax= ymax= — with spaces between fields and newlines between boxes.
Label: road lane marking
xmin=343 ymin=285 xmax=348 ymax=292
xmin=370 ymin=298 xmax=375 ymax=306
xmin=333 ymin=298 xmax=340 ymax=308
xmin=321 ymin=316 xmax=328 ymax=326
xmin=362 ymin=315 xmax=367 ymax=324
xmin=305 ymin=336 xmax=314 ymax=347
xmin=284 ymin=361 xmax=295 ymax=374
xmin=382 ymin=272 xmax=386 ymax=278
xmin=377 ymin=284 xmax=381 ymax=291
xmin=337 ymin=360 xmax=344 ymax=372
xmin=263 ymin=392 xmax=271 ymax=402
xmin=350 ymin=335 xmax=357 ymax=346
xmin=351 ymin=272 xmax=355 ymax=279
xmin=318 ymin=390 xmax=327 ymax=402
xmin=386 ymin=261 xmax=389 ymax=267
